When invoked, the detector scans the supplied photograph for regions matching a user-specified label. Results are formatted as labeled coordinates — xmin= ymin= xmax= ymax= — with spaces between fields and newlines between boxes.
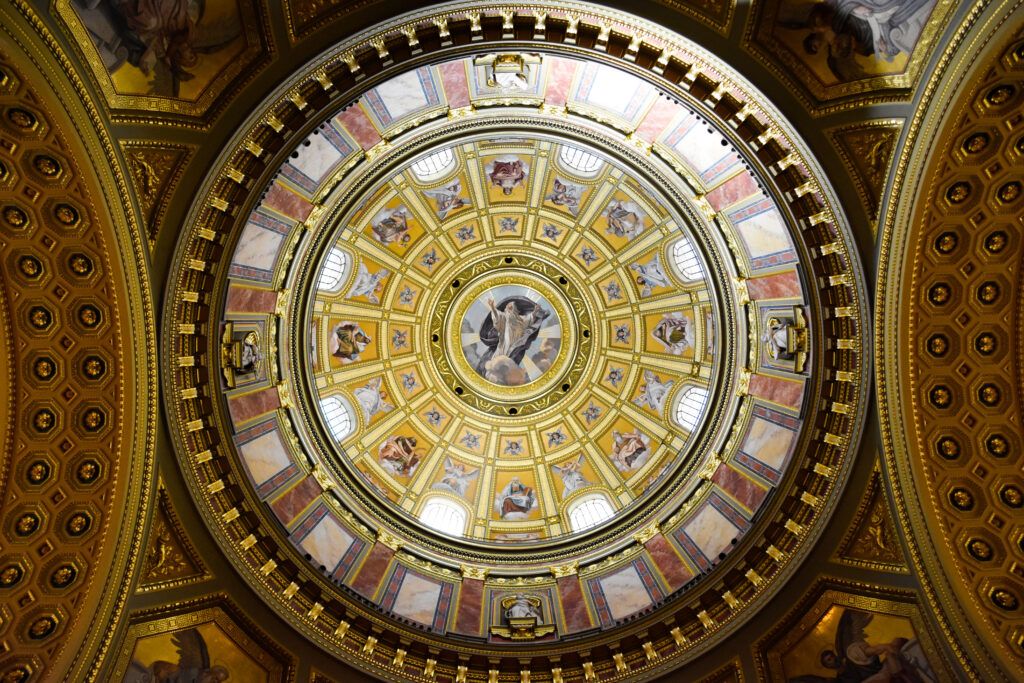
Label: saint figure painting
xmin=459 ymin=285 xmax=561 ymax=387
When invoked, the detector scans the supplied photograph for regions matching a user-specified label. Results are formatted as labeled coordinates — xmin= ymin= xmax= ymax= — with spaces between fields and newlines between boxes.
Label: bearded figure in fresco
xmin=370 ymin=207 xmax=412 ymax=246
xmin=789 ymin=609 xmax=936 ymax=683
xmin=494 ymin=477 xmax=537 ymax=520
xmin=329 ymin=321 xmax=370 ymax=364
xmin=378 ymin=435 xmax=423 ymax=478
xmin=485 ymin=156 xmax=530 ymax=194
xmin=609 ymin=429 xmax=651 ymax=472
xmin=473 ymin=296 xmax=551 ymax=385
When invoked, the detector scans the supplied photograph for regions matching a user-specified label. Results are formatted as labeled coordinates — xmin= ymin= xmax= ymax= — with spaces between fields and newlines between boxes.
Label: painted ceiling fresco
xmin=306 ymin=134 xmax=719 ymax=544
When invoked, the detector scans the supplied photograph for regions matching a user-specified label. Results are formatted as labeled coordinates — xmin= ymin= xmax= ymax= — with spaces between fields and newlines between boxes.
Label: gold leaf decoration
xmin=834 ymin=462 xmax=908 ymax=573
xmin=138 ymin=482 xmax=209 ymax=592
xmin=122 ymin=142 xmax=193 ymax=251
xmin=828 ymin=121 xmax=903 ymax=229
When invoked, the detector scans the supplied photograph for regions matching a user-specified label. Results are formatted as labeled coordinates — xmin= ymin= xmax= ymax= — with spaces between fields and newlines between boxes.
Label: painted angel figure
xmin=633 ymin=370 xmax=674 ymax=416
xmin=544 ymin=177 xmax=585 ymax=216
xmin=370 ymin=206 xmax=411 ymax=246
xmin=346 ymin=262 xmax=389 ymax=304
xmin=630 ymin=253 xmax=671 ymax=297
xmin=788 ymin=608 xmax=937 ymax=683
xmin=494 ymin=476 xmax=537 ymax=520
xmin=603 ymin=199 xmax=646 ymax=240
xmin=423 ymin=181 xmax=469 ymax=219
xmin=123 ymin=628 xmax=229 ymax=683
xmin=378 ymin=435 xmax=423 ymax=478
xmin=485 ymin=156 xmax=530 ymax=194
xmin=432 ymin=457 xmax=479 ymax=498
xmin=609 ymin=429 xmax=651 ymax=472
xmin=399 ymin=371 xmax=419 ymax=394
xmin=651 ymin=313 xmax=691 ymax=355
xmin=498 ymin=216 xmax=519 ymax=233
xmin=551 ymin=454 xmax=591 ymax=497
xmin=353 ymin=377 xmax=392 ymax=423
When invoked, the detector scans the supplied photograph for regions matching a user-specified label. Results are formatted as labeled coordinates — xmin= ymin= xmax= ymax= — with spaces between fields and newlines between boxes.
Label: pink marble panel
xmin=335 ymin=105 xmax=382 ymax=150
xmin=632 ymin=97 xmax=679 ymax=143
xmin=349 ymin=542 xmax=395 ymax=599
xmin=557 ymin=575 xmax=593 ymax=633
xmin=439 ymin=61 xmax=471 ymax=109
xmin=749 ymin=373 xmax=804 ymax=408
xmin=228 ymin=387 xmax=281 ymax=425
xmin=270 ymin=475 xmax=323 ymax=526
xmin=263 ymin=181 xmax=313 ymax=222
xmin=745 ymin=270 xmax=802 ymax=300
xmin=644 ymin=534 xmax=693 ymax=590
xmin=544 ymin=57 xmax=578 ymax=107
xmin=225 ymin=285 xmax=278 ymax=313
xmin=712 ymin=463 xmax=769 ymax=512
xmin=454 ymin=577 xmax=485 ymax=636
xmin=705 ymin=171 xmax=760 ymax=212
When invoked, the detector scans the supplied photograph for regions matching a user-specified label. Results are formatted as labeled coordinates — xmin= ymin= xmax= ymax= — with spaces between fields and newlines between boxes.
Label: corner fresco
xmin=748 ymin=0 xmax=952 ymax=109
xmin=58 ymin=0 xmax=270 ymax=123
xmin=758 ymin=583 xmax=948 ymax=683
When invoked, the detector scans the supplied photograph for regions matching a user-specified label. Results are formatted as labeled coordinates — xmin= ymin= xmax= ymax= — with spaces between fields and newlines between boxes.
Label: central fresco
xmin=305 ymin=131 xmax=719 ymax=543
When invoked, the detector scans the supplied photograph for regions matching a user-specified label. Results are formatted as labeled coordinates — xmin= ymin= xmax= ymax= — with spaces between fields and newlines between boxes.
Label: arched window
xmin=558 ymin=145 xmax=603 ymax=176
xmin=670 ymin=237 xmax=704 ymax=282
xmin=410 ymin=148 xmax=456 ymax=182
xmin=317 ymin=247 xmax=349 ymax=292
xmin=319 ymin=395 xmax=354 ymax=441
xmin=674 ymin=386 xmax=709 ymax=432
xmin=567 ymin=495 xmax=614 ymax=533
xmin=418 ymin=497 xmax=467 ymax=537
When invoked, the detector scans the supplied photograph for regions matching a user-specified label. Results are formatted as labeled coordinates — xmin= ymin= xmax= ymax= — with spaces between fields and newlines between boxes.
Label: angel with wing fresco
xmin=423 ymin=181 xmax=470 ymax=220
xmin=124 ymin=627 xmax=229 ymax=682
xmin=544 ymin=177 xmax=585 ymax=216
xmin=789 ymin=609 xmax=936 ymax=683
xmin=431 ymin=457 xmax=479 ymax=498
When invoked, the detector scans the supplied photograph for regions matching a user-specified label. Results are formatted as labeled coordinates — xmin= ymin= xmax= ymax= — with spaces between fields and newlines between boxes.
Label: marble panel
xmin=225 ymin=285 xmax=278 ymax=313
xmin=228 ymin=387 xmax=281 ymax=425
xmin=289 ymin=131 xmax=345 ymax=185
xmin=454 ymin=577 xmax=484 ymax=635
xmin=392 ymin=572 xmax=443 ymax=626
xmin=544 ymin=56 xmax=578 ymax=107
xmin=270 ymin=475 xmax=322 ymax=526
xmin=740 ymin=413 xmax=797 ymax=471
xmin=705 ymin=170 xmax=760 ymax=212
xmin=299 ymin=514 xmax=354 ymax=572
xmin=729 ymin=199 xmax=793 ymax=260
xmin=364 ymin=68 xmax=438 ymax=127
xmin=263 ymin=181 xmax=313 ymax=222
xmin=712 ymin=463 xmax=769 ymax=512
xmin=746 ymin=270 xmax=802 ymax=300
xmin=238 ymin=429 xmax=292 ymax=486
xmin=574 ymin=63 xmax=653 ymax=121
xmin=599 ymin=564 xmax=653 ymax=621
xmin=348 ymin=542 xmax=394 ymax=599
xmin=749 ymin=373 xmax=805 ymax=409
xmin=632 ymin=96 xmax=680 ymax=143
xmin=334 ymin=106 xmax=381 ymax=150
xmin=439 ymin=61 xmax=471 ymax=109
xmin=684 ymin=503 xmax=740 ymax=561
xmin=232 ymin=222 xmax=283 ymax=271
xmin=645 ymin=534 xmax=694 ymax=590
xmin=558 ymin=575 xmax=593 ymax=633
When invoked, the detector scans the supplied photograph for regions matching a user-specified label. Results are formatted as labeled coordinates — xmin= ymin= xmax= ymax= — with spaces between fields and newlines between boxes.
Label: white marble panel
xmin=233 ymin=222 xmax=284 ymax=271
xmin=742 ymin=416 xmax=795 ymax=470
xmin=291 ymin=132 xmax=344 ymax=183
xmin=733 ymin=205 xmax=791 ymax=259
xmin=672 ymin=124 xmax=732 ymax=176
xmin=373 ymin=70 xmax=430 ymax=121
xmin=684 ymin=504 xmax=739 ymax=560
xmin=599 ymin=565 xmax=653 ymax=620
xmin=583 ymin=65 xmax=646 ymax=115
xmin=392 ymin=572 xmax=442 ymax=625
xmin=300 ymin=514 xmax=354 ymax=571
xmin=239 ymin=430 xmax=291 ymax=486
